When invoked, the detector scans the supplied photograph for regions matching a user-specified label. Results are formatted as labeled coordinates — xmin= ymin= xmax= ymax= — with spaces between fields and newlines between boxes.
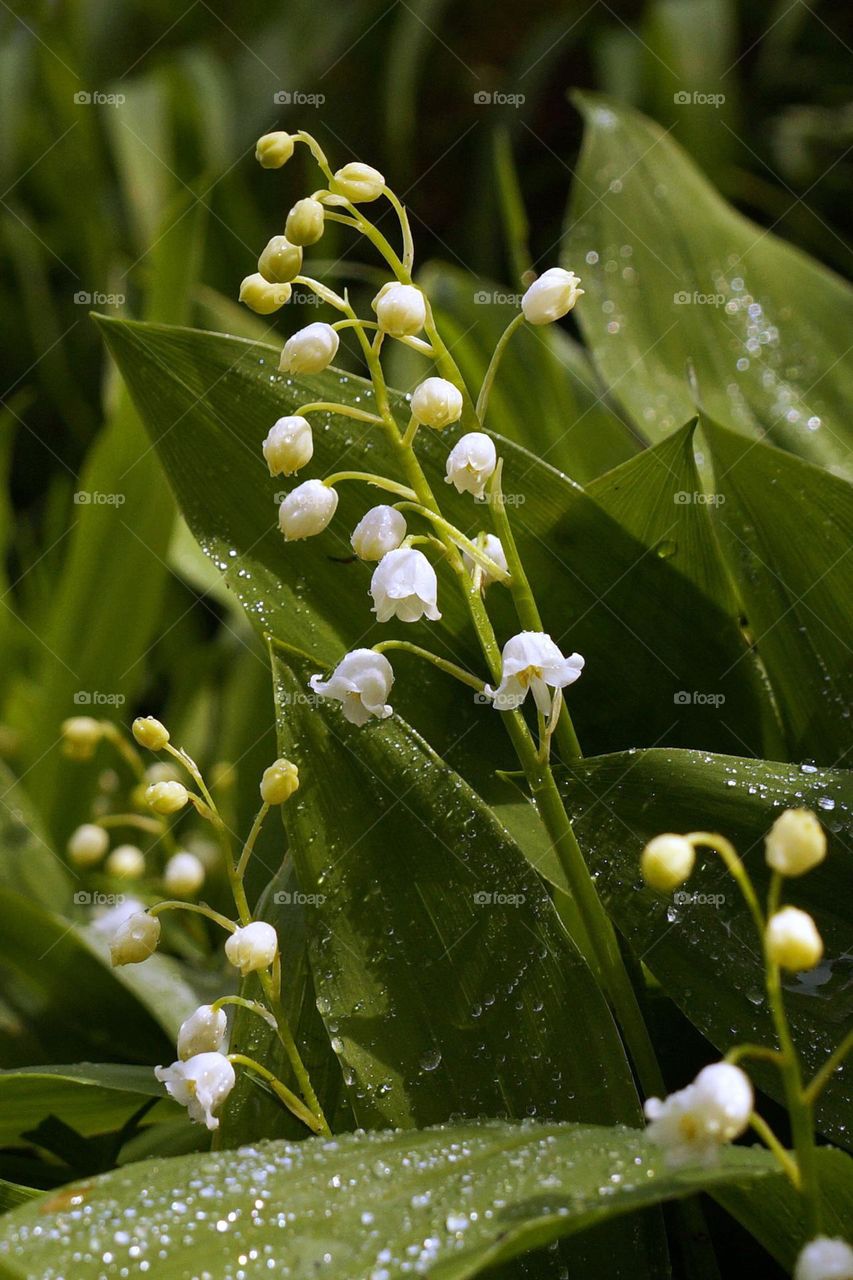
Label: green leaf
xmin=0 ymin=762 xmax=71 ymax=909
xmin=566 ymin=94 xmax=853 ymax=474
xmin=557 ymin=749 xmax=852 ymax=1147
xmin=703 ymin=418 xmax=853 ymax=763
xmin=0 ymin=1120 xmax=780 ymax=1280
xmin=0 ymin=1065 xmax=171 ymax=1147
xmin=0 ymin=1180 xmax=39 ymax=1216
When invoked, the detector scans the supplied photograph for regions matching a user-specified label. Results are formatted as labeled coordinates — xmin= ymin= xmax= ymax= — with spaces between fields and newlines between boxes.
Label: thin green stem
xmin=323 ymin=470 xmax=417 ymax=501
xmin=294 ymin=131 xmax=333 ymax=183
xmin=101 ymin=725 xmax=146 ymax=781
xmin=725 ymin=1043 xmax=784 ymax=1069
xmin=687 ymin=832 xmax=765 ymax=939
xmin=476 ymin=312 xmax=525 ymax=423
xmin=749 ymin=1112 xmax=800 ymax=1185
xmin=373 ymin=640 xmax=485 ymax=692
xmin=804 ymin=1029 xmax=853 ymax=1106
xmin=149 ymin=900 xmax=236 ymax=933
xmin=211 ymin=995 xmax=276 ymax=1028
xmin=236 ymin=804 xmax=270 ymax=881
xmin=97 ymin=813 xmax=164 ymax=835
xmin=382 ymin=186 xmax=415 ymax=273
xmin=227 ymin=1054 xmax=324 ymax=1134
xmin=394 ymin=500 xmax=511 ymax=583
xmin=296 ymin=401 xmax=384 ymax=425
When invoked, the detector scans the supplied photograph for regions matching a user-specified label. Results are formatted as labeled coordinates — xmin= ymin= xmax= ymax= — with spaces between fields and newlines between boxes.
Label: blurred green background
xmin=1 ymin=0 xmax=850 ymax=850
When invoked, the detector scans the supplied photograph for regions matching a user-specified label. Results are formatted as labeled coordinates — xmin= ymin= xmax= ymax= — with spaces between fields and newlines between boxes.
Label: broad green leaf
xmin=558 ymin=749 xmax=852 ymax=1147
xmin=0 ymin=762 xmax=71 ymax=909
xmin=0 ymin=1180 xmax=38 ymax=1216
xmin=0 ymin=1120 xmax=780 ymax=1280
xmin=0 ymin=1065 xmax=172 ymax=1147
xmin=566 ymin=94 xmax=853 ymax=474
xmin=95 ymin=318 xmax=770 ymax=763
xmin=703 ymin=418 xmax=853 ymax=764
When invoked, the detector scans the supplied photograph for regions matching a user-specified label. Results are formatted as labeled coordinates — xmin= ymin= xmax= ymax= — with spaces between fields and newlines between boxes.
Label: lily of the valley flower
xmin=146 ymin=780 xmax=189 ymax=814
xmin=132 ymin=715 xmax=170 ymax=750
xmin=641 ymin=834 xmax=696 ymax=892
xmin=351 ymin=504 xmax=407 ymax=560
xmin=309 ymin=649 xmax=394 ymax=725
xmin=263 ymin=416 xmax=313 ymax=477
xmin=370 ymin=547 xmax=441 ymax=624
xmin=410 ymin=377 xmax=463 ymax=429
xmin=485 ymin=632 xmax=584 ymax=714
xmin=372 ymin=282 xmax=426 ymax=337
xmin=67 ymin=822 xmax=109 ymax=867
xmin=260 ymin=758 xmax=300 ymax=804
xmin=239 ymin=273 xmax=291 ymax=315
xmin=462 ymin=533 xmax=507 ymax=588
xmin=155 ymin=1052 xmax=235 ymax=1130
xmin=255 ymin=131 xmax=294 ymax=169
xmin=106 ymin=844 xmax=146 ymax=880
xmin=278 ymin=480 xmax=338 ymax=540
xmin=177 ymin=1005 xmax=229 ymax=1060
xmin=224 ymin=921 xmax=279 ymax=976
xmin=164 ymin=850 xmax=206 ymax=897
xmin=644 ymin=1062 xmax=753 ymax=1168
xmin=258 ymin=235 xmax=302 ymax=285
xmin=521 ymin=267 xmax=583 ymax=325
xmin=330 ymin=161 xmax=385 ymax=203
xmin=109 ymin=911 xmax=161 ymax=966
xmin=794 ymin=1237 xmax=853 ymax=1280
xmin=285 ymin=197 xmax=325 ymax=246
xmin=765 ymin=906 xmax=824 ymax=972
xmin=61 ymin=715 xmax=102 ymax=760
xmin=765 ymin=808 xmax=826 ymax=877
xmin=278 ymin=322 xmax=339 ymax=375
xmin=445 ymin=432 xmax=497 ymax=497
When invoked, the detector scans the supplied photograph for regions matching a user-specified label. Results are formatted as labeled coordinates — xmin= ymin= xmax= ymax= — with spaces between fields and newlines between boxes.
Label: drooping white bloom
xmin=109 ymin=911 xmax=161 ymax=966
xmin=146 ymin=780 xmax=189 ymax=814
xmin=224 ymin=921 xmax=278 ymax=976
xmin=351 ymin=505 xmax=407 ymax=561
xmin=106 ymin=844 xmax=146 ymax=880
xmin=258 ymin=235 xmax=302 ymax=285
xmin=164 ymin=851 xmax=206 ymax=897
xmin=255 ymin=131 xmax=294 ymax=169
xmin=462 ymin=533 xmax=507 ymax=587
xmin=644 ymin=1062 xmax=753 ymax=1168
xmin=445 ymin=432 xmax=497 ymax=497
xmin=370 ymin=547 xmax=441 ymax=624
xmin=92 ymin=895 xmax=145 ymax=937
xmin=766 ymin=906 xmax=824 ymax=971
xmin=239 ymin=273 xmax=291 ymax=315
xmin=330 ymin=161 xmax=385 ymax=203
xmin=641 ymin=834 xmax=696 ymax=892
xmin=67 ymin=823 xmax=109 ymax=867
xmin=263 ymin=416 xmax=313 ymax=477
xmin=132 ymin=716 xmax=170 ymax=750
xmin=260 ymin=758 xmax=299 ymax=804
xmin=765 ymin=808 xmax=826 ymax=877
xmin=521 ymin=267 xmax=584 ymax=324
xmin=485 ymin=632 xmax=584 ymax=714
xmin=310 ymin=649 xmax=394 ymax=726
xmin=278 ymin=480 xmax=338 ymax=541
xmin=278 ymin=322 xmax=339 ymax=374
xmin=411 ymin=377 xmax=463 ymax=429
xmin=177 ymin=1005 xmax=229 ymax=1060
xmin=372 ymin=283 xmax=426 ymax=337
xmin=285 ymin=197 xmax=325 ymax=246
xmin=795 ymin=1237 xmax=853 ymax=1280
xmin=155 ymin=1053 xmax=235 ymax=1130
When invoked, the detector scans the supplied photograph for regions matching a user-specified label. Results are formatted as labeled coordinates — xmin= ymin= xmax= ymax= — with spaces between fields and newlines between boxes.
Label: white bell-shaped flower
xmin=370 ymin=547 xmax=441 ymax=624
xmin=177 ymin=1005 xmax=229 ymax=1060
xmin=224 ymin=921 xmax=278 ymax=976
xmin=641 ymin=834 xmax=695 ymax=892
xmin=410 ymin=377 xmax=463 ymax=429
xmin=644 ymin=1062 xmax=753 ymax=1168
xmin=462 ymin=533 xmax=507 ymax=587
xmin=263 ymin=416 xmax=313 ymax=477
xmin=109 ymin=911 xmax=161 ymax=966
xmin=766 ymin=907 xmax=824 ymax=972
xmin=485 ymin=631 xmax=584 ymax=714
xmin=106 ymin=844 xmax=145 ymax=880
xmin=278 ymin=322 xmax=339 ymax=374
xmin=67 ymin=823 xmax=109 ymax=867
xmin=310 ymin=649 xmax=394 ymax=726
xmin=765 ymin=808 xmax=826 ymax=877
xmin=154 ymin=1052 xmax=235 ymax=1130
xmin=372 ymin=283 xmax=426 ymax=337
xmin=795 ymin=1237 xmax=853 ymax=1280
xmin=351 ymin=505 xmax=407 ymax=560
xmin=521 ymin=267 xmax=583 ymax=324
xmin=164 ymin=851 xmax=206 ymax=897
xmin=278 ymin=480 xmax=338 ymax=541
xmin=445 ymin=432 xmax=497 ymax=497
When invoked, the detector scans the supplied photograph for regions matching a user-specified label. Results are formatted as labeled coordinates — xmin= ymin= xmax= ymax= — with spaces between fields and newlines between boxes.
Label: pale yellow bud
xmin=132 ymin=716 xmax=170 ymax=750
xmin=239 ymin=273 xmax=292 ymax=315
xmin=765 ymin=809 xmax=827 ymax=877
xmin=106 ymin=844 xmax=146 ymax=879
xmin=146 ymin=780 xmax=189 ymax=814
xmin=164 ymin=851 xmax=205 ymax=897
xmin=67 ymin=823 xmax=109 ymax=867
xmin=255 ymin=131 xmax=294 ymax=169
xmin=258 ymin=235 xmax=303 ymax=285
xmin=641 ymin=834 xmax=695 ymax=892
xmin=285 ymin=197 xmax=325 ymax=246
xmin=61 ymin=716 xmax=103 ymax=760
xmin=330 ymin=161 xmax=385 ymax=203
xmin=109 ymin=911 xmax=160 ymax=966
xmin=260 ymin=759 xmax=299 ymax=805
xmin=766 ymin=907 xmax=823 ymax=971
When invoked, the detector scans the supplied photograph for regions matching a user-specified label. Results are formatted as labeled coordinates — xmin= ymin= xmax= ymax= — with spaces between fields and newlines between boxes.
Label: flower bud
xmin=765 ymin=808 xmax=826 ymax=877
xmin=351 ymin=505 xmax=407 ymax=561
xmin=224 ymin=921 xmax=278 ymax=975
xmin=106 ymin=844 xmax=146 ymax=879
xmin=67 ymin=823 xmax=109 ymax=868
xmin=262 ymin=416 xmax=313 ymax=477
xmin=285 ymin=197 xmax=325 ymax=246
xmin=255 ymin=131 xmax=294 ymax=169
xmin=61 ymin=716 xmax=103 ymax=760
xmin=795 ymin=1237 xmax=853 ymax=1280
xmin=411 ymin=377 xmax=463 ymax=429
xmin=239 ymin=273 xmax=292 ymax=315
xmin=109 ymin=911 xmax=160 ymax=966
xmin=521 ymin=268 xmax=584 ymax=324
xmin=258 ymin=235 xmax=303 ymax=285
xmin=463 ymin=533 xmax=507 ymax=588
xmin=330 ymin=161 xmax=385 ymax=203
xmin=641 ymin=834 xmax=695 ymax=892
xmin=278 ymin=322 xmax=339 ymax=374
xmin=260 ymin=758 xmax=300 ymax=804
xmin=766 ymin=907 xmax=823 ymax=971
xmin=177 ymin=1005 xmax=229 ymax=1060
xmin=164 ymin=851 xmax=206 ymax=897
xmin=278 ymin=480 xmax=338 ymax=541
xmin=445 ymin=432 xmax=497 ymax=497
xmin=132 ymin=716 xmax=170 ymax=750
xmin=146 ymin=780 xmax=189 ymax=814
xmin=372 ymin=282 xmax=426 ymax=337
